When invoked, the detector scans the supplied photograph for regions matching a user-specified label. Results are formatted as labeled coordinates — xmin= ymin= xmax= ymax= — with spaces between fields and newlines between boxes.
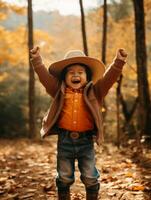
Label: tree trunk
xmin=132 ymin=0 xmax=151 ymax=137
xmin=116 ymin=76 xmax=121 ymax=148
xmin=27 ymin=0 xmax=36 ymax=138
xmin=117 ymin=75 xmax=138 ymax=145
xmin=79 ymin=0 xmax=88 ymax=55
xmin=102 ymin=0 xmax=107 ymax=64
xmin=101 ymin=0 xmax=108 ymax=132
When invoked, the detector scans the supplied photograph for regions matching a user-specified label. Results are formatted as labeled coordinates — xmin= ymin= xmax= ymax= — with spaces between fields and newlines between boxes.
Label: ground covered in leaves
xmin=0 ymin=137 xmax=151 ymax=200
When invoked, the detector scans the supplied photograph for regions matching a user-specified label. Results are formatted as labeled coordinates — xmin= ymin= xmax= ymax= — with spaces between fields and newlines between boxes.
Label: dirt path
xmin=0 ymin=138 xmax=151 ymax=200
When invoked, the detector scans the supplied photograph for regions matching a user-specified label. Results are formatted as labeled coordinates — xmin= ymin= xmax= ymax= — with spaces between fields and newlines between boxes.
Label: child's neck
xmin=66 ymin=86 xmax=84 ymax=93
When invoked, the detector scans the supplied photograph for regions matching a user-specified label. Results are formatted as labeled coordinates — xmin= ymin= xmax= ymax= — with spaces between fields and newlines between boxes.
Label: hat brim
xmin=48 ymin=56 xmax=105 ymax=83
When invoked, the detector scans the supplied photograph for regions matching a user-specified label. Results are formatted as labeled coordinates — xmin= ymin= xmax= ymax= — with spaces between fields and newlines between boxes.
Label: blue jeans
xmin=56 ymin=129 xmax=100 ymax=192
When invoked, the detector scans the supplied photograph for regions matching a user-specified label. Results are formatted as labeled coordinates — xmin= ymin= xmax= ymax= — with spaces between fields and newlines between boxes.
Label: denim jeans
xmin=56 ymin=129 xmax=100 ymax=192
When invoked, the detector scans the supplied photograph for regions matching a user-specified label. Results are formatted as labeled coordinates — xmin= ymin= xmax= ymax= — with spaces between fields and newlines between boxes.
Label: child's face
xmin=64 ymin=64 xmax=87 ymax=89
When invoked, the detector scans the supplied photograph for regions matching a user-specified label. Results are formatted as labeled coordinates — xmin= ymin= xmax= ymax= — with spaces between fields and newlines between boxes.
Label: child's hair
xmin=61 ymin=63 xmax=92 ymax=82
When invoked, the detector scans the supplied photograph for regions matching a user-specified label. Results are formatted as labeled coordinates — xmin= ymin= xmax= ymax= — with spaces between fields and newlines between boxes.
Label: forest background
xmin=0 ymin=0 xmax=151 ymax=146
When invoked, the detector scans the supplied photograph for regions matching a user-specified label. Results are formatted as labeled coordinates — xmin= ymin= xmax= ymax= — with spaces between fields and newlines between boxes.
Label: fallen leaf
xmin=107 ymin=192 xmax=116 ymax=196
xmin=130 ymin=185 xmax=145 ymax=191
xmin=19 ymin=193 xmax=35 ymax=199
xmin=43 ymin=182 xmax=55 ymax=192
xmin=0 ymin=177 xmax=7 ymax=184
xmin=125 ymin=172 xmax=134 ymax=178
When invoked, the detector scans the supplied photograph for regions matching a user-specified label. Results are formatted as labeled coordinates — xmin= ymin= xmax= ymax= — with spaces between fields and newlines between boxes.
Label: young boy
xmin=30 ymin=47 xmax=127 ymax=200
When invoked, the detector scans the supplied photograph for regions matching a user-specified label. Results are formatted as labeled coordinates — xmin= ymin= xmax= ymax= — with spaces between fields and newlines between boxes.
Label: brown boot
xmin=58 ymin=191 xmax=71 ymax=200
xmin=86 ymin=191 xmax=98 ymax=200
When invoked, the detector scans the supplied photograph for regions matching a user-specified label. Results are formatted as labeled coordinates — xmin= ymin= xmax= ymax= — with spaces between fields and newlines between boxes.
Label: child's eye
xmin=69 ymin=71 xmax=74 ymax=74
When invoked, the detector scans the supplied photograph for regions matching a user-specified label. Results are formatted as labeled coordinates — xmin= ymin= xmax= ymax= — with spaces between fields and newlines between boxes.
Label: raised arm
xmin=94 ymin=49 xmax=127 ymax=103
xmin=30 ymin=46 xmax=59 ymax=97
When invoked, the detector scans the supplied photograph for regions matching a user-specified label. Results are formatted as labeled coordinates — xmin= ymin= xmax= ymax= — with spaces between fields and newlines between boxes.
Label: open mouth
xmin=72 ymin=80 xmax=81 ymax=84
xmin=71 ymin=77 xmax=81 ymax=84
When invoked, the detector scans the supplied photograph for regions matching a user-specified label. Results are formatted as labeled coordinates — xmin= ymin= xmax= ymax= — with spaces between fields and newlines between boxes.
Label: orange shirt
xmin=58 ymin=87 xmax=94 ymax=132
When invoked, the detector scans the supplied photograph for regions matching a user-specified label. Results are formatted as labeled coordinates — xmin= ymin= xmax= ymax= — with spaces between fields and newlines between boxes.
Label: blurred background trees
xmin=0 ymin=0 xmax=151 ymax=145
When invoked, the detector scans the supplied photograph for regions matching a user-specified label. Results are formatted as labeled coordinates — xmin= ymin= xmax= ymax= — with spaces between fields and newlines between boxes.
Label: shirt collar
xmin=66 ymin=87 xmax=83 ymax=93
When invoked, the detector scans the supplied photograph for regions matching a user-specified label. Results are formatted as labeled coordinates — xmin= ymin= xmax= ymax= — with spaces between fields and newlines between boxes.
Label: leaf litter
xmin=0 ymin=138 xmax=150 ymax=200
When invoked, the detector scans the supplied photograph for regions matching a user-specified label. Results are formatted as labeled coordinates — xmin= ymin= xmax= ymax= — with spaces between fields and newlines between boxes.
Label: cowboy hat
xmin=48 ymin=50 xmax=105 ymax=83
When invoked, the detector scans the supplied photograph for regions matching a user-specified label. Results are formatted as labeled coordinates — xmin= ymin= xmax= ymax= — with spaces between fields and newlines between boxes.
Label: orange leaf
xmin=131 ymin=185 xmax=145 ymax=191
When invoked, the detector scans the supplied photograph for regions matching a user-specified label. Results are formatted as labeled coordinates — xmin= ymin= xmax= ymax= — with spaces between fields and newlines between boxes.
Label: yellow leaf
xmin=125 ymin=172 xmax=133 ymax=178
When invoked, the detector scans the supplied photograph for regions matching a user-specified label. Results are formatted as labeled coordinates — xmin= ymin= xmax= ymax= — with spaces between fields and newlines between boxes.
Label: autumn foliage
xmin=0 ymin=0 xmax=151 ymax=140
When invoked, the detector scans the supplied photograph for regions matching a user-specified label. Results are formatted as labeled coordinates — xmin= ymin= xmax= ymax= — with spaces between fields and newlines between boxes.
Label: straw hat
xmin=48 ymin=50 xmax=105 ymax=83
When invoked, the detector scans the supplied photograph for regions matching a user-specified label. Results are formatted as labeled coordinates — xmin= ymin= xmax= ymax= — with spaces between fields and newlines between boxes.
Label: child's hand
xmin=116 ymin=48 xmax=127 ymax=62
xmin=30 ymin=46 xmax=40 ymax=59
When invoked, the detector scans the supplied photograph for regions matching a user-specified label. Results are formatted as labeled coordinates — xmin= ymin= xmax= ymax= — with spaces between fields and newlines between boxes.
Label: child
xmin=30 ymin=47 xmax=127 ymax=200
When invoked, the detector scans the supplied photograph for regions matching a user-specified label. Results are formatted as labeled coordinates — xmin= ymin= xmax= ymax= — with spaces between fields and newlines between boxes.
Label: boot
xmin=58 ymin=191 xmax=71 ymax=200
xmin=86 ymin=191 xmax=98 ymax=200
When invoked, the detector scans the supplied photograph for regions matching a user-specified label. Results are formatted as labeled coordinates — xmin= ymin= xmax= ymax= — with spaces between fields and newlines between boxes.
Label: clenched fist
xmin=116 ymin=48 xmax=127 ymax=62
xmin=30 ymin=46 xmax=41 ymax=59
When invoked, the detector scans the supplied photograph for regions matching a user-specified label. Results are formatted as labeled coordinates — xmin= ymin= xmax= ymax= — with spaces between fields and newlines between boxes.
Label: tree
xmin=132 ymin=0 xmax=151 ymax=139
xmin=101 ymin=0 xmax=108 ymax=133
xmin=79 ymin=0 xmax=88 ymax=55
xmin=102 ymin=0 xmax=107 ymax=64
xmin=27 ymin=0 xmax=36 ymax=138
